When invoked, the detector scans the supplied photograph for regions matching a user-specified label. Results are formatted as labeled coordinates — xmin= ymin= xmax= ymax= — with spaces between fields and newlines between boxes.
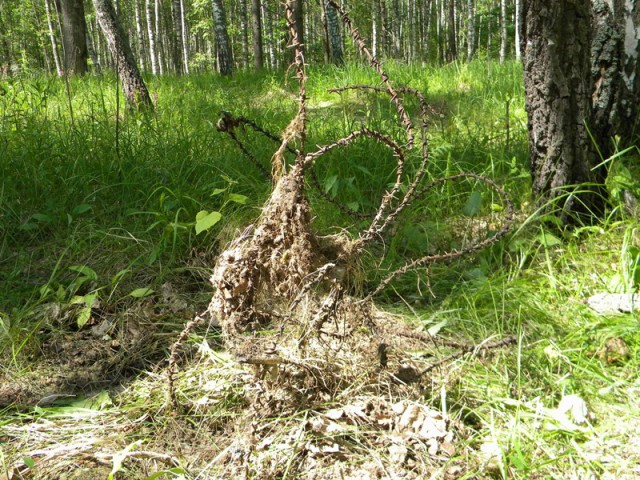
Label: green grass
xmin=1 ymin=60 xmax=639 ymax=479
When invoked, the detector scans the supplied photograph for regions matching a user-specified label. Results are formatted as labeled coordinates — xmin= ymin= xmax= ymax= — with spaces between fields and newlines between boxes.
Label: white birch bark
xmin=44 ymin=0 xmax=63 ymax=75
xmin=146 ymin=0 xmax=158 ymax=74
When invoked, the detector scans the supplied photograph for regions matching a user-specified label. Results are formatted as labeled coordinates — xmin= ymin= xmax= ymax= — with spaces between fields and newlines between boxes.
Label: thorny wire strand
xmin=325 ymin=0 xmax=414 ymax=150
xmin=217 ymin=112 xmax=372 ymax=219
xmin=299 ymin=3 xmax=515 ymax=299
xmin=327 ymin=85 xmax=434 ymax=227
xmin=304 ymin=2 xmax=421 ymax=249
xmin=216 ymin=3 xmax=515 ymax=303
xmin=271 ymin=0 xmax=307 ymax=178
xmin=360 ymin=172 xmax=515 ymax=303
xmin=418 ymin=335 xmax=517 ymax=377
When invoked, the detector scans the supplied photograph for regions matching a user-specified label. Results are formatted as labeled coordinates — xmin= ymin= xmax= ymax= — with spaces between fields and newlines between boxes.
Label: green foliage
xmin=0 ymin=61 xmax=638 ymax=480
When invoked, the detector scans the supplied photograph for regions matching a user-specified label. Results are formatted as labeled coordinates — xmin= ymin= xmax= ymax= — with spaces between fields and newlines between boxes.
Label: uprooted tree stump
xmin=169 ymin=1 xmax=516 ymax=412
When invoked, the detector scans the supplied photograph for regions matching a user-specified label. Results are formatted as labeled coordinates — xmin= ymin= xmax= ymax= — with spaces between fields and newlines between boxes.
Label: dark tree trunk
xmin=291 ymin=0 xmax=304 ymax=58
xmin=251 ymin=0 xmax=263 ymax=70
xmin=324 ymin=0 xmax=343 ymax=65
xmin=60 ymin=0 xmax=88 ymax=74
xmin=211 ymin=0 xmax=233 ymax=75
xmin=171 ymin=0 xmax=184 ymax=73
xmin=93 ymin=0 xmax=153 ymax=110
xmin=239 ymin=0 xmax=249 ymax=68
xmin=447 ymin=0 xmax=457 ymax=61
xmin=522 ymin=0 xmax=603 ymax=217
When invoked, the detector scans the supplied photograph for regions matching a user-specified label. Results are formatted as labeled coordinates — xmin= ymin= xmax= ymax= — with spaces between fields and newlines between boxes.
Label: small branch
xmin=361 ymin=172 xmax=515 ymax=303
xmin=217 ymin=112 xmax=372 ymax=219
xmin=327 ymin=1 xmax=414 ymax=149
xmin=419 ymin=335 xmax=517 ymax=376
xmin=164 ymin=314 xmax=207 ymax=412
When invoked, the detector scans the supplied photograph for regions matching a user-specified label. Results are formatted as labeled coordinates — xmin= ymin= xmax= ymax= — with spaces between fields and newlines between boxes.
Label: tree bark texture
xmin=591 ymin=0 xmax=640 ymax=153
xmin=60 ymin=0 xmax=88 ymax=74
xmin=211 ymin=0 xmax=233 ymax=75
xmin=522 ymin=0 xmax=602 ymax=214
xmin=146 ymin=0 xmax=158 ymax=74
xmin=44 ymin=0 xmax=63 ymax=75
xmin=180 ymin=0 xmax=189 ymax=73
xmin=467 ymin=0 xmax=475 ymax=61
xmin=447 ymin=0 xmax=457 ymax=61
xmin=291 ymin=0 xmax=304 ymax=56
xmin=239 ymin=0 xmax=249 ymax=68
xmin=324 ymin=0 xmax=344 ymax=65
xmin=251 ymin=0 xmax=264 ymax=69
xmin=500 ymin=0 xmax=508 ymax=62
xmin=93 ymin=0 xmax=153 ymax=109
xmin=171 ymin=0 xmax=184 ymax=73
xmin=515 ymin=0 xmax=522 ymax=59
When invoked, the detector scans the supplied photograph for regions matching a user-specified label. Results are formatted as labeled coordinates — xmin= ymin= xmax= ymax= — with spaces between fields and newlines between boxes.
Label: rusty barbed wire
xmin=327 ymin=0 xmax=415 ymax=149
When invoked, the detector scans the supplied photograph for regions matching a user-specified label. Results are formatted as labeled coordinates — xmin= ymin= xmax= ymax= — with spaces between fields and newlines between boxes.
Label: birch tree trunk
xmin=145 ymin=0 xmax=158 ymax=74
xmin=44 ymin=0 xmax=63 ymax=75
xmin=155 ymin=0 xmax=164 ymax=74
xmin=60 ymin=0 xmax=88 ymax=74
xmin=239 ymin=0 xmax=249 ymax=68
xmin=264 ymin=0 xmax=276 ymax=68
xmin=392 ymin=0 xmax=401 ymax=57
xmin=500 ymin=0 xmax=507 ymax=63
xmin=251 ymin=0 xmax=264 ymax=69
xmin=467 ymin=0 xmax=475 ymax=61
xmin=591 ymin=0 xmax=640 ymax=155
xmin=211 ymin=0 xmax=233 ymax=75
xmin=134 ymin=0 xmax=146 ymax=69
xmin=372 ymin=0 xmax=378 ymax=58
xmin=515 ymin=0 xmax=521 ymax=60
xmin=171 ymin=0 xmax=184 ymax=73
xmin=324 ymin=0 xmax=343 ymax=65
xmin=93 ymin=0 xmax=153 ymax=109
xmin=180 ymin=0 xmax=189 ymax=73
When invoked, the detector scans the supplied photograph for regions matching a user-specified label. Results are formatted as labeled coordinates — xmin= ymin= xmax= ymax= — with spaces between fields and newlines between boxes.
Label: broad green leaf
xmin=109 ymin=441 xmax=144 ymax=480
xmin=112 ymin=268 xmax=131 ymax=285
xmin=228 ymin=193 xmax=248 ymax=204
xmin=195 ymin=210 xmax=222 ymax=234
xmin=144 ymin=467 xmax=186 ymax=480
xmin=32 ymin=213 xmax=53 ymax=223
xmin=72 ymin=204 xmax=92 ymax=215
xmin=77 ymin=306 xmax=92 ymax=328
xmin=69 ymin=265 xmax=98 ymax=281
xmin=70 ymin=295 xmax=85 ymax=305
xmin=324 ymin=175 xmax=338 ymax=195
xmin=427 ymin=319 xmax=448 ymax=337
xmin=462 ymin=191 xmax=483 ymax=217
xmin=129 ymin=287 xmax=154 ymax=298
xmin=221 ymin=174 xmax=238 ymax=185
xmin=537 ymin=232 xmax=562 ymax=247
xmin=84 ymin=292 xmax=98 ymax=307
xmin=22 ymin=457 xmax=36 ymax=469
xmin=211 ymin=188 xmax=226 ymax=196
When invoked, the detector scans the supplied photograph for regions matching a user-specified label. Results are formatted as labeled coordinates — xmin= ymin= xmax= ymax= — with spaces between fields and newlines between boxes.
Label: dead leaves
xmin=304 ymin=398 xmax=458 ymax=466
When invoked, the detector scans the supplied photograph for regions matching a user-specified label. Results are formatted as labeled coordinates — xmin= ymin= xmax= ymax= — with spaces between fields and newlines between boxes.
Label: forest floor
xmin=1 ymin=62 xmax=639 ymax=479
